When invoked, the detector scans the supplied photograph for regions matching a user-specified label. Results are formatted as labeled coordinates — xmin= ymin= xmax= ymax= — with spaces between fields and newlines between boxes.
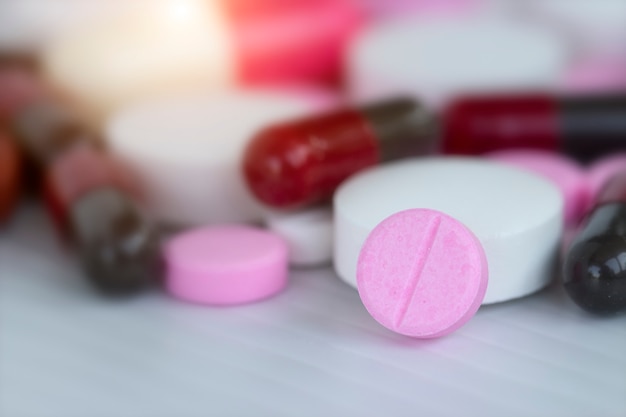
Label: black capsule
xmin=563 ymin=171 xmax=626 ymax=314
xmin=70 ymin=187 xmax=162 ymax=295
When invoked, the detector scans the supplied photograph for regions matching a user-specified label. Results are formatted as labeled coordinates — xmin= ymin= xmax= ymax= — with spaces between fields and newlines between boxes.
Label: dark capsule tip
xmin=563 ymin=236 xmax=626 ymax=315
xmin=80 ymin=223 xmax=163 ymax=296
xmin=71 ymin=188 xmax=163 ymax=296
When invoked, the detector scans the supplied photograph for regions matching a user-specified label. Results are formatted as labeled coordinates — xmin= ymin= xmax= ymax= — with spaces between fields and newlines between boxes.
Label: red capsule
xmin=442 ymin=93 xmax=626 ymax=161
xmin=243 ymin=98 xmax=434 ymax=209
xmin=0 ymin=132 xmax=21 ymax=223
xmin=442 ymin=94 xmax=560 ymax=155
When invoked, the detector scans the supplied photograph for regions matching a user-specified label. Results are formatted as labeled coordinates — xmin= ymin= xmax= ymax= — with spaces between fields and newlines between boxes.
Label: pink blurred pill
xmin=561 ymin=59 xmax=626 ymax=93
xmin=357 ymin=208 xmax=488 ymax=338
xmin=165 ymin=225 xmax=288 ymax=306
xmin=587 ymin=154 xmax=626 ymax=205
xmin=488 ymin=150 xmax=587 ymax=226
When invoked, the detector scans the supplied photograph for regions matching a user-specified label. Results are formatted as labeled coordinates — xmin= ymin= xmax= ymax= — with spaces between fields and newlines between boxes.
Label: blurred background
xmin=1 ymin=1 xmax=626 ymax=416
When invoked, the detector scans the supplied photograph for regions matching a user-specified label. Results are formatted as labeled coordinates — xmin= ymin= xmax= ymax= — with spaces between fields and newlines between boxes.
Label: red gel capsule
xmin=0 ymin=132 xmax=21 ymax=223
xmin=442 ymin=93 xmax=626 ymax=161
xmin=243 ymin=98 xmax=434 ymax=209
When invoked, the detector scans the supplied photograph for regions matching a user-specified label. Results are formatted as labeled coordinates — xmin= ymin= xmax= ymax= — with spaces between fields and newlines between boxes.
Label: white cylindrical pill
xmin=522 ymin=0 xmax=626 ymax=59
xmin=264 ymin=207 xmax=334 ymax=267
xmin=107 ymin=89 xmax=333 ymax=226
xmin=334 ymin=157 xmax=563 ymax=304
xmin=347 ymin=16 xmax=569 ymax=109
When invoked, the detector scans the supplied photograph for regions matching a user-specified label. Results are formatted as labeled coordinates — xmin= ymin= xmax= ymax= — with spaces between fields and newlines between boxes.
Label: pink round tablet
xmin=165 ymin=225 xmax=288 ymax=306
xmin=357 ymin=209 xmax=488 ymax=339
xmin=487 ymin=150 xmax=588 ymax=226
xmin=587 ymin=154 xmax=626 ymax=209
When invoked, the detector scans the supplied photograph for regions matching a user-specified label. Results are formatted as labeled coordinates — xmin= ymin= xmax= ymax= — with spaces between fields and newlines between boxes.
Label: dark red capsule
xmin=0 ymin=132 xmax=21 ymax=223
xmin=243 ymin=98 xmax=434 ymax=209
xmin=442 ymin=93 xmax=626 ymax=161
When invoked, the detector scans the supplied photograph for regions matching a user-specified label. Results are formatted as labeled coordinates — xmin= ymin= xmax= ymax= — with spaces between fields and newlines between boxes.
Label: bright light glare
xmin=162 ymin=0 xmax=201 ymax=25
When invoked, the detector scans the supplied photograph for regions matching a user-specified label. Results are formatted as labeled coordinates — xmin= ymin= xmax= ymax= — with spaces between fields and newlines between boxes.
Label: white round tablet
xmin=334 ymin=157 xmax=563 ymax=304
xmin=522 ymin=0 xmax=626 ymax=58
xmin=264 ymin=207 xmax=334 ymax=267
xmin=347 ymin=16 xmax=569 ymax=108
xmin=106 ymin=89 xmax=331 ymax=226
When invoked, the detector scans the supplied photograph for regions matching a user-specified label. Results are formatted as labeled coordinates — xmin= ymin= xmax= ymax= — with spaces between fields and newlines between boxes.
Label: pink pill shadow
xmin=488 ymin=150 xmax=588 ymax=226
xmin=165 ymin=225 xmax=288 ymax=306
xmin=357 ymin=209 xmax=488 ymax=339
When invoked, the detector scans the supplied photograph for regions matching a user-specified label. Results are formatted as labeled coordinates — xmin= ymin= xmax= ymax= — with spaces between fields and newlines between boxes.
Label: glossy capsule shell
xmin=443 ymin=93 xmax=626 ymax=161
xmin=563 ymin=170 xmax=626 ymax=314
xmin=243 ymin=98 xmax=434 ymax=208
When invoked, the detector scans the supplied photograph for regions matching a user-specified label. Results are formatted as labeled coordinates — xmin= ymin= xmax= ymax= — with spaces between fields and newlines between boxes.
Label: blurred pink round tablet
xmin=357 ymin=208 xmax=488 ymax=338
xmin=165 ymin=225 xmax=288 ymax=306
xmin=561 ymin=59 xmax=626 ymax=94
xmin=587 ymin=154 xmax=626 ymax=206
xmin=488 ymin=150 xmax=587 ymax=226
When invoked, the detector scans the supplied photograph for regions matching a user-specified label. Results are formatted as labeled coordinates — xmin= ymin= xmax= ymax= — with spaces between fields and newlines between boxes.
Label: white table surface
xmin=1 ymin=203 xmax=625 ymax=417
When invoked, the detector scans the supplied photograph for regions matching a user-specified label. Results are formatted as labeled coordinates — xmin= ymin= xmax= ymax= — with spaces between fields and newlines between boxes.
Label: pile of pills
xmin=1 ymin=0 xmax=625 ymax=340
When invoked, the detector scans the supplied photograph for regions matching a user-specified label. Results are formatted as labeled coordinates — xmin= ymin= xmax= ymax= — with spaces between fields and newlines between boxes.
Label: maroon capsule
xmin=0 ymin=132 xmax=21 ymax=223
xmin=442 ymin=93 xmax=626 ymax=161
xmin=243 ymin=98 xmax=435 ymax=209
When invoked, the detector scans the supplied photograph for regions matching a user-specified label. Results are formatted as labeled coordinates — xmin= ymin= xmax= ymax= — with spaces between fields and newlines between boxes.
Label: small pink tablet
xmin=165 ymin=225 xmax=288 ymax=306
xmin=587 ymin=154 xmax=626 ymax=209
xmin=488 ymin=150 xmax=588 ymax=226
xmin=357 ymin=209 xmax=488 ymax=338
